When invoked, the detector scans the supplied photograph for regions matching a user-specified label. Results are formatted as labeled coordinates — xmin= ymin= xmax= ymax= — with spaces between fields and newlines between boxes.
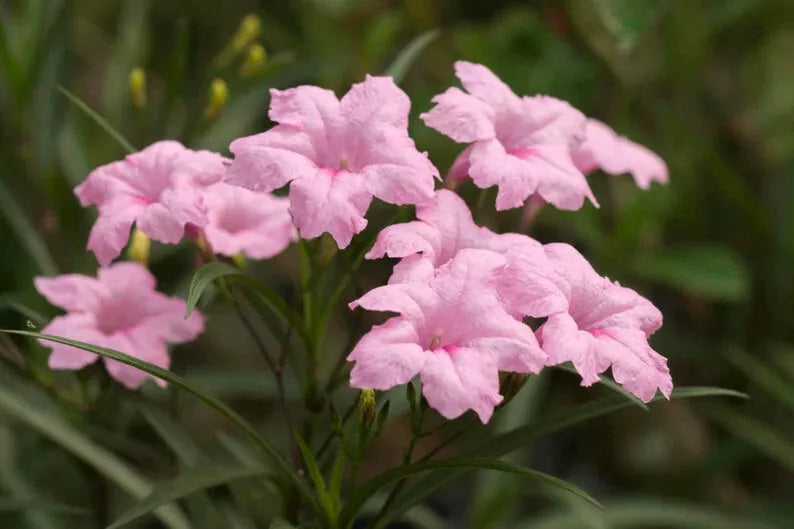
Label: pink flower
xmin=366 ymin=189 xmax=537 ymax=283
xmin=35 ymin=262 xmax=204 ymax=389
xmin=225 ymin=75 xmax=439 ymax=248
xmin=75 ymin=141 xmax=227 ymax=265
xmin=348 ymin=249 xmax=546 ymax=423
xmin=202 ymin=183 xmax=297 ymax=259
xmin=421 ymin=61 xmax=597 ymax=211
xmin=526 ymin=243 xmax=672 ymax=402
xmin=572 ymin=119 xmax=668 ymax=189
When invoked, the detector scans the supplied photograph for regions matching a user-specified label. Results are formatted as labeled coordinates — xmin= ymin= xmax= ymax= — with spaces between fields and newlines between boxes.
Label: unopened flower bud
xmin=129 ymin=67 xmax=147 ymax=108
xmin=240 ymin=43 xmax=267 ymax=77
xmin=232 ymin=252 xmax=246 ymax=268
xmin=329 ymin=404 xmax=343 ymax=437
xmin=359 ymin=389 xmax=376 ymax=425
xmin=204 ymin=78 xmax=229 ymax=120
xmin=127 ymin=228 xmax=151 ymax=265
xmin=231 ymin=14 xmax=261 ymax=54
xmin=374 ymin=400 xmax=390 ymax=437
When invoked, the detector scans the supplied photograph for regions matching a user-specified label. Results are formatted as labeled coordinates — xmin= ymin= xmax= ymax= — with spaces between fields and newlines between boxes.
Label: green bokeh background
xmin=1 ymin=0 xmax=793 ymax=527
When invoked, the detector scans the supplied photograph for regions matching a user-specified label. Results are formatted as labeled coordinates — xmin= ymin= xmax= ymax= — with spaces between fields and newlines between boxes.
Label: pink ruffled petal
xmin=366 ymin=221 xmax=440 ymax=261
xmin=86 ymin=201 xmax=146 ymax=266
xmin=136 ymin=203 xmax=185 ymax=244
xmin=420 ymin=347 xmax=502 ymax=423
xmin=453 ymin=61 xmax=521 ymax=113
xmin=538 ymin=312 xmax=599 ymax=384
xmin=34 ymin=275 xmax=106 ymax=312
xmin=349 ymin=282 xmax=437 ymax=324
xmin=102 ymin=331 xmax=170 ymax=389
xmin=41 ymin=314 xmax=103 ymax=370
xmin=469 ymin=139 xmax=536 ymax=210
xmin=522 ymin=144 xmax=598 ymax=211
xmin=340 ymin=75 xmax=410 ymax=130
xmin=420 ymin=87 xmax=496 ymax=143
xmin=388 ymin=254 xmax=435 ymax=284
xmin=348 ymin=317 xmax=426 ymax=390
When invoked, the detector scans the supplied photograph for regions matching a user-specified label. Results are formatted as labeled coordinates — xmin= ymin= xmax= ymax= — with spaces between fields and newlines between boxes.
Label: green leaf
xmin=725 ymin=347 xmax=794 ymax=412
xmin=2 ymin=329 xmax=319 ymax=514
xmin=631 ymin=245 xmax=751 ymax=301
xmin=0 ymin=498 xmax=90 ymax=515
xmin=552 ymin=363 xmax=648 ymax=410
xmin=707 ymin=406 xmax=794 ymax=471
xmin=0 ymin=176 xmax=58 ymax=276
xmin=384 ymin=30 xmax=440 ymax=83
xmin=0 ymin=376 xmax=190 ymax=529
xmin=109 ymin=465 xmax=271 ymax=528
xmin=269 ymin=518 xmax=298 ymax=529
xmin=381 ymin=387 xmax=746 ymax=525
xmin=57 ymin=85 xmax=136 ymax=154
xmin=185 ymin=261 xmax=239 ymax=317
xmin=139 ymin=404 xmax=204 ymax=466
xmin=294 ymin=430 xmax=335 ymax=522
xmin=340 ymin=458 xmax=601 ymax=528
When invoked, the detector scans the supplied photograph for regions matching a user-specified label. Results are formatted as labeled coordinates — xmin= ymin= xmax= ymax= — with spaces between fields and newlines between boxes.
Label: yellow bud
xmin=359 ymin=389 xmax=376 ymax=424
xmin=129 ymin=67 xmax=147 ymax=108
xmin=127 ymin=228 xmax=151 ymax=265
xmin=231 ymin=14 xmax=261 ymax=54
xmin=204 ymin=78 xmax=229 ymax=119
xmin=239 ymin=43 xmax=267 ymax=77
xmin=232 ymin=252 xmax=246 ymax=268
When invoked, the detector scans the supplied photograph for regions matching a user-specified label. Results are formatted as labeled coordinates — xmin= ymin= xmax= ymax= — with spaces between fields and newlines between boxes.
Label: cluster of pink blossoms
xmin=36 ymin=61 xmax=671 ymax=417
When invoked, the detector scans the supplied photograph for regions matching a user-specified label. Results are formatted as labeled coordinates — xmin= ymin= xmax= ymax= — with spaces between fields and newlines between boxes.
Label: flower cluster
xmin=36 ymin=61 xmax=670 ymax=420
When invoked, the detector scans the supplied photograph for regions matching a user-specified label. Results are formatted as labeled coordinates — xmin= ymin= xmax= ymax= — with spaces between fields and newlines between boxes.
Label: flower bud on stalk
xmin=231 ymin=15 xmax=261 ymax=54
xmin=358 ymin=389 xmax=376 ymax=426
xmin=127 ymin=228 xmax=151 ymax=265
xmin=240 ymin=43 xmax=267 ymax=78
xmin=129 ymin=67 xmax=147 ymax=108
xmin=204 ymin=78 xmax=229 ymax=120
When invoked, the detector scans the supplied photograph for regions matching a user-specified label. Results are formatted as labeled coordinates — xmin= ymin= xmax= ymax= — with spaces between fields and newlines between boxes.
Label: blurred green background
xmin=1 ymin=0 xmax=793 ymax=527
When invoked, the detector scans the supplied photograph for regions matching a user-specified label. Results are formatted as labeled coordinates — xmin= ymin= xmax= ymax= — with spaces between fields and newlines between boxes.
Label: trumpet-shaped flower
xmin=421 ymin=61 xmax=596 ymax=211
xmin=367 ymin=189 xmax=537 ymax=283
xmin=35 ymin=262 xmax=204 ymax=389
xmin=530 ymin=243 xmax=672 ymax=402
xmin=75 ymin=141 xmax=227 ymax=265
xmin=202 ymin=183 xmax=297 ymax=259
xmin=572 ymin=119 xmax=668 ymax=189
xmin=225 ymin=75 xmax=439 ymax=248
xmin=348 ymin=249 xmax=546 ymax=423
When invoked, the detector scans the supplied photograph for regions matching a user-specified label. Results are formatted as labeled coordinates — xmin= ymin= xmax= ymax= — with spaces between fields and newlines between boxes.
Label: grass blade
xmin=0 ymin=176 xmax=58 ymax=276
xmin=109 ymin=465 xmax=271 ymax=528
xmin=384 ymin=30 xmax=440 ymax=83
xmin=57 ymin=85 xmax=136 ymax=154
xmin=552 ymin=363 xmax=648 ymax=410
xmin=340 ymin=458 xmax=601 ymax=528
xmin=0 ymin=377 xmax=190 ymax=529
xmin=0 ymin=498 xmax=90 ymax=516
xmin=2 ymin=329 xmax=319 ymax=515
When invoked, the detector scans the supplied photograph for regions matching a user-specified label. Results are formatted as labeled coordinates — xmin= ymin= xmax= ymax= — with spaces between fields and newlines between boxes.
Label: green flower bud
xmin=129 ymin=67 xmax=147 ymax=108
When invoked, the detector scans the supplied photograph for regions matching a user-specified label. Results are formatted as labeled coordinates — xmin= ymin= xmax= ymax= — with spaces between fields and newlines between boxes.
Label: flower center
xmin=338 ymin=156 xmax=349 ymax=171
xmin=428 ymin=331 xmax=444 ymax=351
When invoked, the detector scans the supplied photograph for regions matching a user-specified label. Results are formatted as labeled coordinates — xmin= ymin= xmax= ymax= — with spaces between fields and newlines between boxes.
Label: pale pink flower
xmin=527 ymin=243 xmax=672 ymax=402
xmin=421 ymin=61 xmax=597 ymax=211
xmin=367 ymin=189 xmax=538 ymax=283
xmin=35 ymin=262 xmax=204 ymax=389
xmin=225 ymin=75 xmax=439 ymax=248
xmin=75 ymin=141 xmax=227 ymax=265
xmin=572 ymin=119 xmax=668 ymax=189
xmin=202 ymin=183 xmax=297 ymax=259
xmin=348 ymin=249 xmax=546 ymax=423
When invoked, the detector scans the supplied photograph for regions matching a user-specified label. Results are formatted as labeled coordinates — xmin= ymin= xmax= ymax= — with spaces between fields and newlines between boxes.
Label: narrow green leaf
xmin=269 ymin=518 xmax=298 ymax=529
xmin=57 ymin=85 xmax=136 ymax=154
xmin=294 ymin=430 xmax=335 ymax=522
xmin=0 ymin=378 xmax=189 ymax=529
xmin=381 ymin=387 xmax=746 ymax=525
xmin=340 ymin=458 xmax=601 ymax=527
xmin=0 ymin=498 xmax=90 ymax=515
xmin=139 ymin=404 xmax=204 ymax=466
xmin=2 ymin=329 xmax=319 ymax=514
xmin=109 ymin=465 xmax=271 ymax=529
xmin=384 ymin=30 xmax=440 ymax=83
xmin=185 ymin=261 xmax=239 ymax=317
xmin=725 ymin=347 xmax=794 ymax=412
xmin=552 ymin=363 xmax=648 ymax=410
xmin=0 ymin=176 xmax=58 ymax=276
xmin=708 ymin=406 xmax=794 ymax=471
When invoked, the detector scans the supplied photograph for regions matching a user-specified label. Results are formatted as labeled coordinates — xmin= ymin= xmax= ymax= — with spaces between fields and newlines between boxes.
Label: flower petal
xmin=348 ymin=317 xmax=426 ymax=390
xmin=340 ymin=74 xmax=411 ymax=130
xmin=420 ymin=87 xmax=496 ymax=143
xmin=40 ymin=314 xmax=103 ymax=370
xmin=34 ymin=275 xmax=106 ymax=312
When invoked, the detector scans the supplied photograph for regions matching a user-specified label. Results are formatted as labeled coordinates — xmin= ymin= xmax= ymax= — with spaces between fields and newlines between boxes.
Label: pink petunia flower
xmin=201 ymin=182 xmax=297 ymax=259
xmin=224 ymin=75 xmax=439 ymax=248
xmin=522 ymin=243 xmax=672 ymax=402
xmin=572 ymin=119 xmax=669 ymax=190
xmin=366 ymin=189 xmax=539 ymax=283
xmin=35 ymin=262 xmax=204 ymax=389
xmin=421 ymin=61 xmax=597 ymax=211
xmin=348 ymin=249 xmax=547 ymax=423
xmin=75 ymin=141 xmax=227 ymax=266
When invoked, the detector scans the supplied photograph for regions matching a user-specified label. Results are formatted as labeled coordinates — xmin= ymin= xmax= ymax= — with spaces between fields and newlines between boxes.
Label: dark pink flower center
xmin=95 ymin=300 xmax=148 ymax=335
